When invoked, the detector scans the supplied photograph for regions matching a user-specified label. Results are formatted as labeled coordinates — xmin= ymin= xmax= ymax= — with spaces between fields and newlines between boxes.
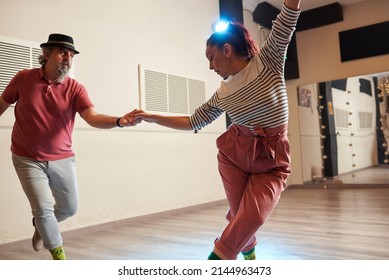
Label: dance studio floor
xmin=0 ymin=166 xmax=388 ymax=260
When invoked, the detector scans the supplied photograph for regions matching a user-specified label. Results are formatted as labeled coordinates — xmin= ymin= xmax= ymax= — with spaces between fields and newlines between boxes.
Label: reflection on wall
xmin=298 ymin=73 xmax=389 ymax=183
xmin=331 ymin=76 xmax=377 ymax=175
xmin=297 ymin=83 xmax=322 ymax=182
xmin=377 ymin=75 xmax=389 ymax=163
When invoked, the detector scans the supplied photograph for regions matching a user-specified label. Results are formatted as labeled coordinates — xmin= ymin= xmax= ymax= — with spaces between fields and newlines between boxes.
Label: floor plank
xmin=0 ymin=167 xmax=388 ymax=260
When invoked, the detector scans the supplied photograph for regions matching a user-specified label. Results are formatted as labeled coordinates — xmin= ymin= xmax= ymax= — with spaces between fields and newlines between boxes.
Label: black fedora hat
xmin=40 ymin=33 xmax=79 ymax=54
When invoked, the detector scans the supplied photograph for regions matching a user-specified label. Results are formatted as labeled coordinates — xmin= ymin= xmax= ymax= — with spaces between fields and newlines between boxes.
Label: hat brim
xmin=40 ymin=43 xmax=80 ymax=54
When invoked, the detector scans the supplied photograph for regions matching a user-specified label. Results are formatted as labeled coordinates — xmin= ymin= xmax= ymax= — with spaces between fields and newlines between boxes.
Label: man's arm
xmin=0 ymin=96 xmax=11 ymax=117
xmin=80 ymin=107 xmax=130 ymax=128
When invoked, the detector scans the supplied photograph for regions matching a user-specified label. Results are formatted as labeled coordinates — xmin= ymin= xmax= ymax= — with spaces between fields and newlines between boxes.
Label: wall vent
xmin=358 ymin=111 xmax=373 ymax=130
xmin=0 ymin=35 xmax=75 ymax=95
xmin=334 ymin=108 xmax=349 ymax=129
xmin=0 ymin=36 xmax=40 ymax=94
xmin=138 ymin=65 xmax=206 ymax=115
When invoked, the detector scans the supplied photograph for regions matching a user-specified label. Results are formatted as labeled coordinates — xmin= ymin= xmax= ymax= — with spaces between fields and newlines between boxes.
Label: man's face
xmin=46 ymin=47 xmax=75 ymax=78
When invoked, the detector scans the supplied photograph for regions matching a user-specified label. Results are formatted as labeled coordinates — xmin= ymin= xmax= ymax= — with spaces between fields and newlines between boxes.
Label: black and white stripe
xmin=190 ymin=5 xmax=300 ymax=131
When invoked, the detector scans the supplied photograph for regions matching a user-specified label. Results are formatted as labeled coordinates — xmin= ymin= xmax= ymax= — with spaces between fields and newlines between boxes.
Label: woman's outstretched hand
xmin=122 ymin=109 xmax=152 ymax=126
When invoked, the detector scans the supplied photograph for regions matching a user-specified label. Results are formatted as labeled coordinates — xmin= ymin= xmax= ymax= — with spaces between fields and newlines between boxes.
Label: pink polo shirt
xmin=2 ymin=68 xmax=94 ymax=161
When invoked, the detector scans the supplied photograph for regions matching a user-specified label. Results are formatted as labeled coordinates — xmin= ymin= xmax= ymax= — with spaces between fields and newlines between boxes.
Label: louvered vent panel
xmin=334 ymin=108 xmax=349 ymax=129
xmin=358 ymin=111 xmax=372 ymax=129
xmin=0 ymin=36 xmax=44 ymax=95
xmin=0 ymin=42 xmax=30 ymax=94
xmin=168 ymin=74 xmax=188 ymax=114
xmin=31 ymin=47 xmax=41 ymax=68
xmin=144 ymin=70 xmax=168 ymax=112
xmin=188 ymin=79 xmax=206 ymax=114
xmin=139 ymin=65 xmax=206 ymax=115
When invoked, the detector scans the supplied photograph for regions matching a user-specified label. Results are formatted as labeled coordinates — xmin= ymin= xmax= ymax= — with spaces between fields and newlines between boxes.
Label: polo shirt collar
xmin=40 ymin=66 xmax=66 ymax=85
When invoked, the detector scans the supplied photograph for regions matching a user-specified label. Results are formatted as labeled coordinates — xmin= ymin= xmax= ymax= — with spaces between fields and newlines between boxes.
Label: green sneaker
xmin=207 ymin=251 xmax=221 ymax=260
xmin=242 ymin=248 xmax=256 ymax=260
xmin=50 ymin=245 xmax=66 ymax=260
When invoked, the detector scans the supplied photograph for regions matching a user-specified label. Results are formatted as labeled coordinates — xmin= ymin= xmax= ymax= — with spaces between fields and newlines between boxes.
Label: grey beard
xmin=57 ymin=64 xmax=70 ymax=79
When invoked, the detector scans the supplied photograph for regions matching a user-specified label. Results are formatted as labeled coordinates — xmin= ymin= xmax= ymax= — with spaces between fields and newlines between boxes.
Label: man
xmin=0 ymin=33 xmax=134 ymax=260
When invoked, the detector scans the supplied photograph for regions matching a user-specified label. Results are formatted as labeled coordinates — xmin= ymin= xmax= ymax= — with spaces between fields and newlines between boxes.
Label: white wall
xmin=2 ymin=0 xmax=389 ymax=246
xmin=296 ymin=83 xmax=322 ymax=182
xmin=0 ymin=0 xmax=226 ymax=245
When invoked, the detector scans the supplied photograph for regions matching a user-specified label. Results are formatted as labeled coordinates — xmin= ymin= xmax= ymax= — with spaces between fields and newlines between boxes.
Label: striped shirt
xmin=189 ymin=4 xmax=300 ymax=131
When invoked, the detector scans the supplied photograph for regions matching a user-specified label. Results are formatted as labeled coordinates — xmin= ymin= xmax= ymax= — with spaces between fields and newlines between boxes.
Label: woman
xmin=129 ymin=0 xmax=301 ymax=260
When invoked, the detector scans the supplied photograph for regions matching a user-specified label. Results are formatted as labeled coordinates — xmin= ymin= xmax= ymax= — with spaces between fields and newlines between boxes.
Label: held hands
xmin=121 ymin=110 xmax=190 ymax=130
xmin=121 ymin=109 xmax=151 ymax=127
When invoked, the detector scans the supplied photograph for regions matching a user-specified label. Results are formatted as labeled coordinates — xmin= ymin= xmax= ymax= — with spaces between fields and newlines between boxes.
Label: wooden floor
xmin=335 ymin=164 xmax=389 ymax=185
xmin=0 ymin=166 xmax=388 ymax=260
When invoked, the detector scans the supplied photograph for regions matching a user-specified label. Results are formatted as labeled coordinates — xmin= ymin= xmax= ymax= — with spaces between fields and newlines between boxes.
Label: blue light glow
xmin=214 ymin=21 xmax=229 ymax=32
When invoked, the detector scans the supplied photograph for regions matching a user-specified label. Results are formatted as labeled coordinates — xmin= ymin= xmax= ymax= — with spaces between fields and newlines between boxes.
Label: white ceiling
xmin=243 ymin=0 xmax=366 ymax=12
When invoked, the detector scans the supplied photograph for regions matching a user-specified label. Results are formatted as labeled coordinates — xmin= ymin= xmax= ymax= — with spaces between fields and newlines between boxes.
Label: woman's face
xmin=206 ymin=44 xmax=231 ymax=79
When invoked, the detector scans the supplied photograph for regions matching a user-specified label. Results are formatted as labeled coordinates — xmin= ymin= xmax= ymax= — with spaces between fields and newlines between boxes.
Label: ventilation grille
xmin=358 ymin=111 xmax=372 ymax=130
xmin=139 ymin=65 xmax=206 ymax=115
xmin=334 ymin=108 xmax=349 ymax=129
xmin=0 ymin=37 xmax=41 ymax=94
xmin=0 ymin=35 xmax=75 ymax=95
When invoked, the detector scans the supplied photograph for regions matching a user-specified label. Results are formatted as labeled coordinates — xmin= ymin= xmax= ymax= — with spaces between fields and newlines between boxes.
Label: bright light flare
xmin=213 ymin=21 xmax=229 ymax=32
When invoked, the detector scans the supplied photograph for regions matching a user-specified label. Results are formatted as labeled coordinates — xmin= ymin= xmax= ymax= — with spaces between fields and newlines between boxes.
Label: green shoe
xmin=207 ymin=251 xmax=221 ymax=260
xmin=50 ymin=245 xmax=66 ymax=260
xmin=242 ymin=248 xmax=256 ymax=260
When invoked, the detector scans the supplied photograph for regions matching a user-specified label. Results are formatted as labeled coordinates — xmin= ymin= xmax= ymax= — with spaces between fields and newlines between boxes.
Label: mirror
xmin=298 ymin=71 xmax=389 ymax=185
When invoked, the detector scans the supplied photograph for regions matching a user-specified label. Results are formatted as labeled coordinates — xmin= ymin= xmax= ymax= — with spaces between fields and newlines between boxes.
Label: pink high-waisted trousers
xmin=213 ymin=124 xmax=291 ymax=260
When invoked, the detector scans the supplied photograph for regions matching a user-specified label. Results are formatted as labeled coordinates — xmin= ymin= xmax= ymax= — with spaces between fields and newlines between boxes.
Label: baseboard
xmin=288 ymin=183 xmax=389 ymax=189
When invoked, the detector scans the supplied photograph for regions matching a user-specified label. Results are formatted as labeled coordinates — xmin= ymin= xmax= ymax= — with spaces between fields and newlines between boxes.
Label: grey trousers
xmin=12 ymin=154 xmax=78 ymax=250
